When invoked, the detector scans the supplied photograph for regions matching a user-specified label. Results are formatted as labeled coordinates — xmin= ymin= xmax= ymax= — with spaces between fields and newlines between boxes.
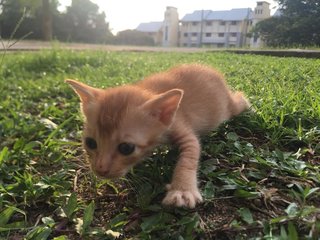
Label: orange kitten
xmin=66 ymin=64 xmax=250 ymax=208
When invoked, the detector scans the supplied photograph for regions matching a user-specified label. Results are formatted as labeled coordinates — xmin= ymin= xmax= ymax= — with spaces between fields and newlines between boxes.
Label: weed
xmin=0 ymin=8 xmax=33 ymax=66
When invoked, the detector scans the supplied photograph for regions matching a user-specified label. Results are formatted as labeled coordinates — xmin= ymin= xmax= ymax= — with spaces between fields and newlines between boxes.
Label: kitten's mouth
xmin=94 ymin=170 xmax=126 ymax=179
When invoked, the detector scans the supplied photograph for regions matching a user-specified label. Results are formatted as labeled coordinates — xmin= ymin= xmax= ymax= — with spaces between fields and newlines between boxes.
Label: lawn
xmin=0 ymin=49 xmax=319 ymax=239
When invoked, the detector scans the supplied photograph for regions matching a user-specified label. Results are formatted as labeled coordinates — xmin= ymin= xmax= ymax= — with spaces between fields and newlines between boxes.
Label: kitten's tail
xmin=230 ymin=91 xmax=251 ymax=116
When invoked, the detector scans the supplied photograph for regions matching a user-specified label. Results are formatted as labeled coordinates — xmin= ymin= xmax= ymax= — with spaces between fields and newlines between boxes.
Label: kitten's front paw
xmin=162 ymin=185 xmax=203 ymax=208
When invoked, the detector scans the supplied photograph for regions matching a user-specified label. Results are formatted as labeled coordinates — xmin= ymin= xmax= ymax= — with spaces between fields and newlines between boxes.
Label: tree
xmin=0 ymin=0 xmax=113 ymax=43
xmin=115 ymin=30 xmax=155 ymax=46
xmin=0 ymin=0 xmax=38 ymax=39
xmin=253 ymin=0 xmax=320 ymax=47
xmin=41 ymin=0 xmax=52 ymax=41
xmin=63 ymin=0 xmax=112 ymax=43
xmin=0 ymin=0 xmax=59 ymax=41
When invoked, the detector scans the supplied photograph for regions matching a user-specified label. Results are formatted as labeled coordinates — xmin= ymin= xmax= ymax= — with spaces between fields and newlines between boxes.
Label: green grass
xmin=0 ymin=49 xmax=319 ymax=239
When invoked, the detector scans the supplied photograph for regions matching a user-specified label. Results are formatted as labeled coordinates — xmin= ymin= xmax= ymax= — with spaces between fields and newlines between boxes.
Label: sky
xmin=60 ymin=0 xmax=277 ymax=34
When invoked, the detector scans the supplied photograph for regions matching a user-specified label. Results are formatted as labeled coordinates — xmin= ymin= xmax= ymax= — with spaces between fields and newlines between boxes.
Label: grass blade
xmin=0 ymin=147 xmax=9 ymax=166
xmin=44 ymin=116 xmax=75 ymax=146
xmin=81 ymin=201 xmax=95 ymax=235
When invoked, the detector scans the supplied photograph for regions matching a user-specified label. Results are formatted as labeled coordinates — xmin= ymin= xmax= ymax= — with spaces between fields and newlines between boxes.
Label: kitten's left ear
xmin=65 ymin=79 xmax=100 ymax=104
xmin=142 ymin=89 xmax=184 ymax=126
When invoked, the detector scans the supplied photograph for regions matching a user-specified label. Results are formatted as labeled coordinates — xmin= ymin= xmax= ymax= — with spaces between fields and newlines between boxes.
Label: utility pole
xmin=199 ymin=9 xmax=204 ymax=47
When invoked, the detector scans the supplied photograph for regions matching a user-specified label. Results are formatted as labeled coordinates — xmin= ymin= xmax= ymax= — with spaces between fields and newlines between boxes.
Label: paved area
xmin=1 ymin=40 xmax=208 ymax=53
xmin=1 ymin=40 xmax=319 ymax=58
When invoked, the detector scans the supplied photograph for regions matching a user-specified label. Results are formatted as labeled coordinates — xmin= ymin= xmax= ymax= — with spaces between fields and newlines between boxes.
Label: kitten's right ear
xmin=142 ymin=89 xmax=184 ymax=126
xmin=65 ymin=79 xmax=99 ymax=104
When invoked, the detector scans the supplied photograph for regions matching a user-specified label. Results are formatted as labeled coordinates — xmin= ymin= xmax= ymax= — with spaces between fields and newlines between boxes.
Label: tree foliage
xmin=0 ymin=0 xmax=43 ymax=39
xmin=0 ymin=0 xmax=113 ymax=43
xmin=253 ymin=0 xmax=320 ymax=47
xmin=115 ymin=30 xmax=155 ymax=46
xmin=61 ymin=0 xmax=112 ymax=43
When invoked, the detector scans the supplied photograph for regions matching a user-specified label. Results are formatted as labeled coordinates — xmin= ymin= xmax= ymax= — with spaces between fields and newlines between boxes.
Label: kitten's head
xmin=66 ymin=79 xmax=183 ymax=179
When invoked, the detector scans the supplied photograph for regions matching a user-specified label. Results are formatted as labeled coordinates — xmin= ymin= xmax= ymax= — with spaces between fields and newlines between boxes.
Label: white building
xmin=180 ymin=8 xmax=252 ymax=48
xmin=135 ymin=22 xmax=163 ymax=45
xmin=136 ymin=2 xmax=271 ymax=48
xmin=250 ymin=1 xmax=271 ymax=48
xmin=162 ymin=7 xmax=179 ymax=47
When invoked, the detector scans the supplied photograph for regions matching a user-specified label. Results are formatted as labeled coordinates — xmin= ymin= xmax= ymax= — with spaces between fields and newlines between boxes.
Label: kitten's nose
xmin=95 ymin=156 xmax=111 ymax=177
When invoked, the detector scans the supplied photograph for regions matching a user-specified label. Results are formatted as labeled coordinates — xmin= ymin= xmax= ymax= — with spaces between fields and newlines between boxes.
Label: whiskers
xmin=122 ymin=171 xmax=153 ymax=196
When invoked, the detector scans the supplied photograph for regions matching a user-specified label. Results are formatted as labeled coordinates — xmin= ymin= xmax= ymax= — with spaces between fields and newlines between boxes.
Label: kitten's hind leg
xmin=162 ymin=128 xmax=202 ymax=208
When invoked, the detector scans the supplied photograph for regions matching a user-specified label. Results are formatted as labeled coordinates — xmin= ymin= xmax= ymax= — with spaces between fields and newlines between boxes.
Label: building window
xmin=257 ymin=2 xmax=263 ymax=6
xmin=184 ymin=33 xmax=188 ymax=37
xmin=231 ymin=21 xmax=237 ymax=25
xmin=192 ymin=22 xmax=198 ymax=26
xmin=206 ymin=21 xmax=212 ymax=26
xmin=231 ymin=32 xmax=237 ymax=37
xmin=218 ymin=33 xmax=225 ymax=37
xmin=217 ymin=43 xmax=224 ymax=48
xmin=220 ymin=21 xmax=225 ymax=26
xmin=205 ymin=33 xmax=212 ymax=37
xmin=192 ymin=32 xmax=198 ymax=37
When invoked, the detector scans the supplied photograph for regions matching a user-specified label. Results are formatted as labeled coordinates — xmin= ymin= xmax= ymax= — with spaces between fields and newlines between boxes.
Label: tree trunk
xmin=42 ymin=0 xmax=52 ymax=41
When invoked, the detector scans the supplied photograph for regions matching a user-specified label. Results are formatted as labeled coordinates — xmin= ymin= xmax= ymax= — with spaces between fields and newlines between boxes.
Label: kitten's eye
xmin=85 ymin=137 xmax=97 ymax=150
xmin=118 ymin=142 xmax=135 ymax=156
